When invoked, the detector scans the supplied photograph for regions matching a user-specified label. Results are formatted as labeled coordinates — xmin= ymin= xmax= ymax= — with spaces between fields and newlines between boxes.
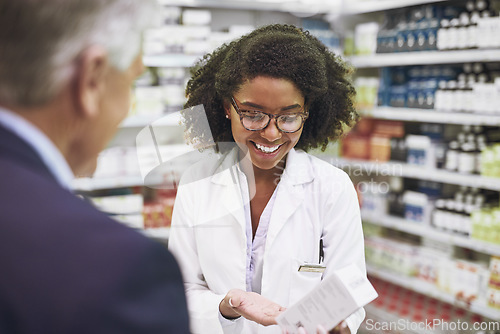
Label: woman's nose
xmin=260 ymin=118 xmax=282 ymax=142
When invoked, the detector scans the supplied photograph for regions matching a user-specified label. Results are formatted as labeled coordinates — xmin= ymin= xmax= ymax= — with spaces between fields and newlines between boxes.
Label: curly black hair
xmin=183 ymin=23 xmax=358 ymax=152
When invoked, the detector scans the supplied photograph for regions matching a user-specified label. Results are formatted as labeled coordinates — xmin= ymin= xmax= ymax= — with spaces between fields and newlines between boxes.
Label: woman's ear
xmin=223 ymin=100 xmax=231 ymax=119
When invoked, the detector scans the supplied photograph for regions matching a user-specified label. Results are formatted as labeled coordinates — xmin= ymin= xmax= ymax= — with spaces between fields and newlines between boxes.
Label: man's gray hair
xmin=0 ymin=0 xmax=160 ymax=107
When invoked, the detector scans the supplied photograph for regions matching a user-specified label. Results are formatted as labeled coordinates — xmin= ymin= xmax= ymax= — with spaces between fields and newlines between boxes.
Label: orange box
xmin=370 ymin=135 xmax=391 ymax=162
xmin=373 ymin=120 xmax=405 ymax=138
xmin=342 ymin=133 xmax=370 ymax=160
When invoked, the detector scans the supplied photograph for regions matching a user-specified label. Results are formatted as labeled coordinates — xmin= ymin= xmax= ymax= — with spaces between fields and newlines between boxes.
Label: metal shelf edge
xmin=349 ymin=50 xmax=500 ymax=68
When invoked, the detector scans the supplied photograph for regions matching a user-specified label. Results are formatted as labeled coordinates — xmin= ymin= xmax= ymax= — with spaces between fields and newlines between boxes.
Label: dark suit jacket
xmin=0 ymin=124 xmax=190 ymax=334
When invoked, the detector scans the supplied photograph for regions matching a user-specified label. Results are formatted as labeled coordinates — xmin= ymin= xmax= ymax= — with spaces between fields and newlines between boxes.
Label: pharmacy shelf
xmin=157 ymin=0 xmax=339 ymax=14
xmin=73 ymin=175 xmax=144 ymax=191
xmin=362 ymin=305 xmax=433 ymax=334
xmin=349 ymin=49 xmax=500 ymax=68
xmin=120 ymin=112 xmax=182 ymax=128
xmin=158 ymin=0 xmax=446 ymax=15
xmin=143 ymin=54 xmax=200 ymax=68
xmin=342 ymin=0 xmax=448 ymax=15
xmin=366 ymin=265 xmax=500 ymax=320
xmin=121 ymin=115 xmax=163 ymax=128
xmin=142 ymin=227 xmax=171 ymax=240
xmin=330 ymin=158 xmax=500 ymax=191
xmin=362 ymin=107 xmax=500 ymax=126
xmin=362 ymin=212 xmax=500 ymax=256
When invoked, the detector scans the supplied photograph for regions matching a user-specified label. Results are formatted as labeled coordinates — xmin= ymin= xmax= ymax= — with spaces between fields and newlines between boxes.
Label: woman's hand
xmin=283 ymin=321 xmax=350 ymax=334
xmin=219 ymin=288 xmax=286 ymax=326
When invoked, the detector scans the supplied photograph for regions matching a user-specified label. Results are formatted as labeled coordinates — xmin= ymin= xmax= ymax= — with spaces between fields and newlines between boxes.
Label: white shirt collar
xmin=0 ymin=107 xmax=74 ymax=190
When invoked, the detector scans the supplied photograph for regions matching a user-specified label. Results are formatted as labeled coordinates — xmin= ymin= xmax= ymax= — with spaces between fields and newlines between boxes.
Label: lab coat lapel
xmin=211 ymin=149 xmax=247 ymax=234
xmin=266 ymin=149 xmax=313 ymax=247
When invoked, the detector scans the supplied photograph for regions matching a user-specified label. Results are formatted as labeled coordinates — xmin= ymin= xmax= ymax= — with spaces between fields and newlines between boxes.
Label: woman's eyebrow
xmin=281 ymin=104 xmax=302 ymax=111
xmin=240 ymin=101 xmax=265 ymax=109
xmin=240 ymin=101 xmax=302 ymax=111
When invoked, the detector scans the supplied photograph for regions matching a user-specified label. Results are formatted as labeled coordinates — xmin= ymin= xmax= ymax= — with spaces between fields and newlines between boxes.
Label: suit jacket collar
xmin=0 ymin=124 xmax=56 ymax=183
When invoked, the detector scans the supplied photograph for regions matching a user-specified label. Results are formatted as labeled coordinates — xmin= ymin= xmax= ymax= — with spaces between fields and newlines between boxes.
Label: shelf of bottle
xmin=157 ymin=0 xmax=446 ymax=15
xmin=349 ymin=49 xmax=500 ymax=68
xmin=142 ymin=54 xmax=200 ymax=68
xmin=366 ymin=265 xmax=500 ymax=321
xmin=156 ymin=0 xmax=339 ymax=13
xmin=342 ymin=0 xmax=448 ymax=15
xmin=362 ymin=211 xmax=500 ymax=256
xmin=330 ymin=158 xmax=500 ymax=191
xmin=73 ymin=175 xmax=145 ymax=191
xmin=141 ymin=227 xmax=171 ymax=240
xmin=361 ymin=107 xmax=500 ymax=126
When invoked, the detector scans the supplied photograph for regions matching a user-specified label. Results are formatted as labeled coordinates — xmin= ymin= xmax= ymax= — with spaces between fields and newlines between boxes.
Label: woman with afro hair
xmin=168 ymin=24 xmax=366 ymax=334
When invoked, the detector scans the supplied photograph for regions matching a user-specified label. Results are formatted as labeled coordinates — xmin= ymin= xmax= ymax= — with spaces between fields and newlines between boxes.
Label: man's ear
xmin=74 ymin=45 xmax=108 ymax=118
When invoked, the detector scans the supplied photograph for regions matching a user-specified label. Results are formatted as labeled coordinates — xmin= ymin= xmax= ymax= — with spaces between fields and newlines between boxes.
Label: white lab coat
xmin=169 ymin=148 xmax=366 ymax=334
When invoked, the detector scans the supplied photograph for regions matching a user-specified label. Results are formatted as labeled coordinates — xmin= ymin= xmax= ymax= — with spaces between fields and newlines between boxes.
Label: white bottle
xmin=437 ymin=19 xmax=450 ymax=50
xmin=445 ymin=140 xmax=460 ymax=171
xmin=458 ymin=12 xmax=470 ymax=49
xmin=458 ymin=142 xmax=476 ymax=174
xmin=468 ymin=11 xmax=480 ymax=48
xmin=448 ymin=18 xmax=460 ymax=50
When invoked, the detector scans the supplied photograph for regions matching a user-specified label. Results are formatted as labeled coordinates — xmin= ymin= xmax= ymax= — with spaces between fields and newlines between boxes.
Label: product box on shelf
xmin=451 ymin=260 xmax=490 ymax=306
xmin=90 ymin=194 xmax=144 ymax=229
xmin=376 ymin=3 xmax=462 ymax=54
xmin=354 ymin=77 xmax=379 ymax=112
xmin=378 ymin=65 xmax=461 ymax=110
xmin=359 ymin=181 xmax=388 ymax=218
xmin=366 ymin=276 xmax=493 ymax=333
xmin=302 ymin=19 xmax=341 ymax=54
xmin=488 ymin=256 xmax=500 ymax=309
xmin=406 ymin=135 xmax=435 ymax=168
xmin=342 ymin=118 xmax=404 ymax=162
xmin=471 ymin=206 xmax=500 ymax=244
xmin=403 ymin=190 xmax=432 ymax=224
xmin=93 ymin=147 xmax=141 ymax=179
xmin=481 ymin=143 xmax=500 ymax=178
xmin=143 ymin=188 xmax=177 ymax=229
xmin=365 ymin=236 xmax=420 ymax=277
xmin=354 ymin=22 xmax=379 ymax=55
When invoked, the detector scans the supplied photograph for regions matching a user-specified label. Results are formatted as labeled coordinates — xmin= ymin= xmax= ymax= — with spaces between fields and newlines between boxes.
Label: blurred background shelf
xmin=350 ymin=50 xmax=500 ymax=68
xmin=366 ymin=265 xmax=500 ymax=320
xmin=329 ymin=158 xmax=500 ymax=191
xmin=73 ymin=176 xmax=144 ymax=191
xmin=156 ymin=0 xmax=340 ymax=13
xmin=143 ymin=54 xmax=200 ymax=68
xmin=342 ymin=0 xmax=449 ymax=14
xmin=120 ymin=112 xmax=182 ymax=128
xmin=362 ymin=107 xmax=500 ymax=126
xmin=141 ymin=227 xmax=171 ymax=240
xmin=362 ymin=211 xmax=500 ymax=256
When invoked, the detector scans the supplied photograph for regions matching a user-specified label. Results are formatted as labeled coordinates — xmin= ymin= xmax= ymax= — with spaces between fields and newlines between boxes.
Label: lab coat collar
xmin=281 ymin=148 xmax=315 ymax=185
xmin=266 ymin=149 xmax=314 ymax=249
xmin=210 ymin=147 xmax=315 ymax=249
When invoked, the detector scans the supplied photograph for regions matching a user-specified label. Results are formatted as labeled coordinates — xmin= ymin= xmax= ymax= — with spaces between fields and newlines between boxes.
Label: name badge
xmin=298 ymin=263 xmax=326 ymax=273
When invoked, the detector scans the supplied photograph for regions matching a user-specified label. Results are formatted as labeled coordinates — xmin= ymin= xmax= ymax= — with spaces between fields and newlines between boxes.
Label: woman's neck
xmin=238 ymin=150 xmax=286 ymax=185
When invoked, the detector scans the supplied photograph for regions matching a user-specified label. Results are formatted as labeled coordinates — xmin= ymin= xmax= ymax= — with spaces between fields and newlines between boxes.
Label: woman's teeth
xmin=255 ymin=143 xmax=281 ymax=153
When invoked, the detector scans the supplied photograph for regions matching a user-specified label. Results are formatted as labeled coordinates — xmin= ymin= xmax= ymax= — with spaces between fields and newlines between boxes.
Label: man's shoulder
xmin=0 ymin=156 xmax=157 ymax=253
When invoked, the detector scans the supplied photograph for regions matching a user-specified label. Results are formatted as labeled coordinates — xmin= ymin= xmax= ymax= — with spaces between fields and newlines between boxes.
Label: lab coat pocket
xmin=289 ymin=258 xmax=323 ymax=304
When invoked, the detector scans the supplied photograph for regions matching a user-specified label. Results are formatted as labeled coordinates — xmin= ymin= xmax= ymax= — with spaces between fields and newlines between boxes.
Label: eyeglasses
xmin=230 ymin=96 xmax=308 ymax=133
